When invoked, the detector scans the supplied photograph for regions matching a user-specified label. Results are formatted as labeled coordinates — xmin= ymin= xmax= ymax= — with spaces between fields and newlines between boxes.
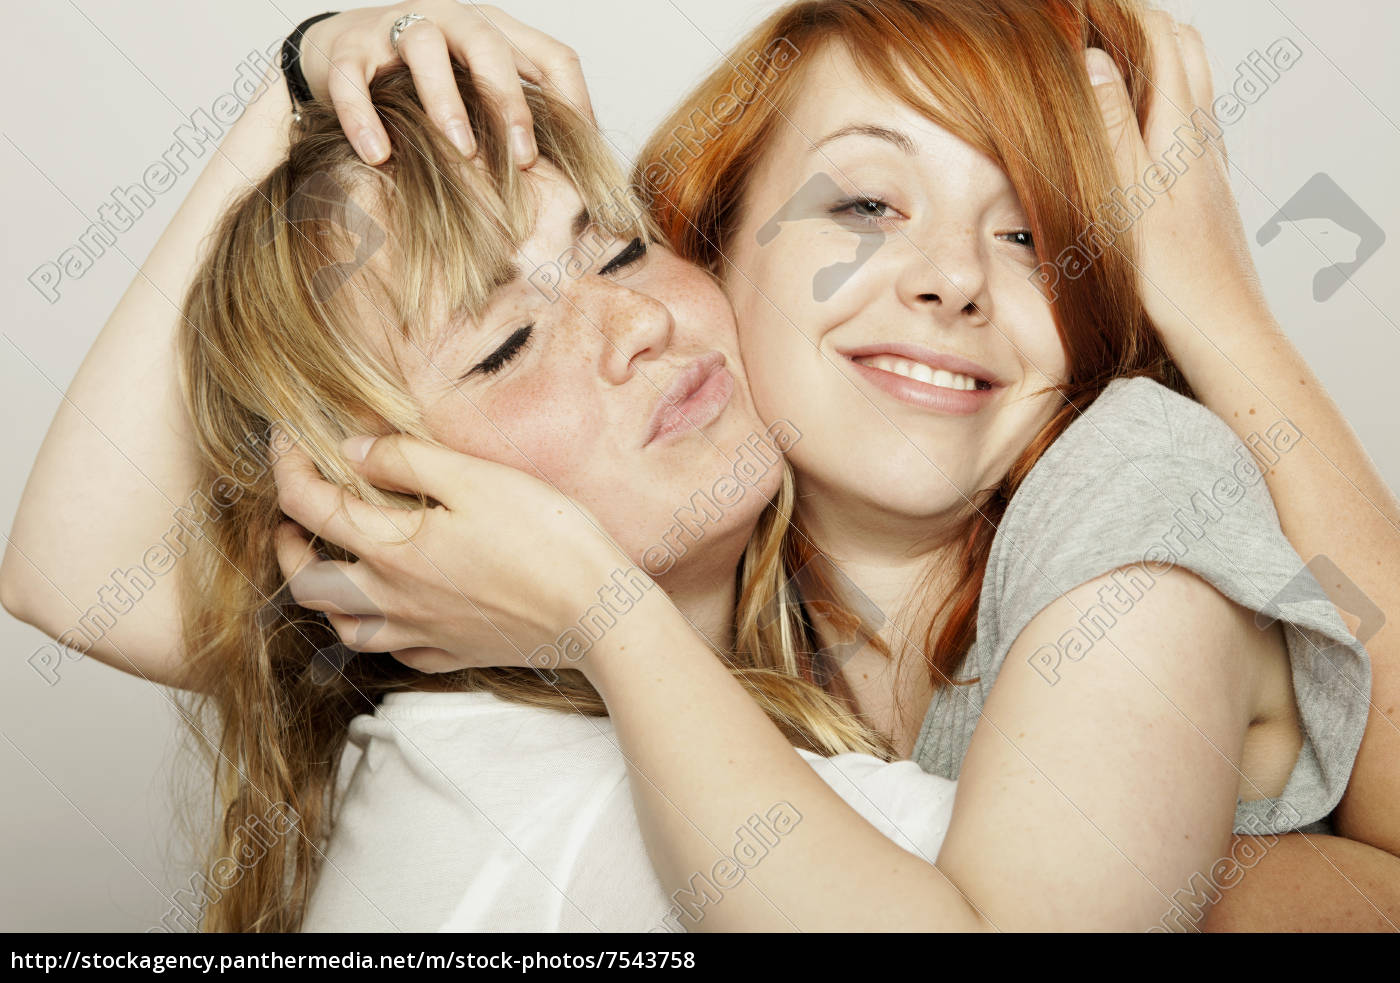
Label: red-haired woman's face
xmin=723 ymin=45 xmax=1069 ymax=536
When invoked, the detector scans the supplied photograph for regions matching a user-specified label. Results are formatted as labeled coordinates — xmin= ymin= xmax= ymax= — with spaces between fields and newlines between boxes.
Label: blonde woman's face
xmin=723 ymin=46 xmax=1068 ymax=536
xmin=379 ymin=164 xmax=781 ymax=573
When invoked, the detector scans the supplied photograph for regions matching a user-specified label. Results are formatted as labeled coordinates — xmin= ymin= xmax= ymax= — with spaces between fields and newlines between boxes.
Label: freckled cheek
xmin=430 ymin=382 xmax=611 ymax=492
xmin=652 ymin=265 xmax=738 ymax=352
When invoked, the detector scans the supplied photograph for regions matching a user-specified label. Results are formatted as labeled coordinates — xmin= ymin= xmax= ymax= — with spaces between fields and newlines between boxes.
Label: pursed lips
xmin=642 ymin=351 xmax=734 ymax=446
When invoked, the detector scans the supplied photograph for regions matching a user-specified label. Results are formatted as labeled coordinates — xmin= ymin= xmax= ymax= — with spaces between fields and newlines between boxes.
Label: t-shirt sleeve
xmin=978 ymin=378 xmax=1370 ymax=834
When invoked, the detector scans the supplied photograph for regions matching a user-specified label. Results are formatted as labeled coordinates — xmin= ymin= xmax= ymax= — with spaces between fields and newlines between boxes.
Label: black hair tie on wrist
xmin=282 ymin=11 xmax=340 ymax=120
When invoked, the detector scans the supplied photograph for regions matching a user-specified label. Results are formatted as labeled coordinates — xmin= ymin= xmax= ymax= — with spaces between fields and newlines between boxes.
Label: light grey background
xmin=2 ymin=0 xmax=1396 ymax=931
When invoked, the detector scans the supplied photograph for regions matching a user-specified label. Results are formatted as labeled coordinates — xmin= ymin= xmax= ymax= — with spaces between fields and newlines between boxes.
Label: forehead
xmin=513 ymin=163 xmax=590 ymax=270
xmin=782 ymin=43 xmax=997 ymax=179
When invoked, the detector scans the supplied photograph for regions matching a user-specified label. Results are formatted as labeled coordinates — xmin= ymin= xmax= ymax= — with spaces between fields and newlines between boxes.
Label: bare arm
xmin=0 ymin=66 xmax=293 ymax=686
xmin=1093 ymin=16 xmax=1400 ymax=855
xmin=269 ymin=422 xmax=1398 ymax=930
xmin=1 ymin=4 xmax=590 ymax=687
xmin=582 ymin=569 xmax=1257 ymax=931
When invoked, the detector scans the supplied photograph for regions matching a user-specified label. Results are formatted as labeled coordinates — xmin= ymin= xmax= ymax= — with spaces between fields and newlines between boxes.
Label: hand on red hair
xmin=1085 ymin=11 xmax=1274 ymax=351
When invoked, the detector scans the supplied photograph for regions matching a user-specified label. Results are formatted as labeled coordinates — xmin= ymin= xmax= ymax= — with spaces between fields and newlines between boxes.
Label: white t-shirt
xmin=301 ymin=690 xmax=956 ymax=932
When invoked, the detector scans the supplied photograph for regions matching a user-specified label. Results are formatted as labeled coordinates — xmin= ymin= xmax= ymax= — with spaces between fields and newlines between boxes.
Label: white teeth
xmin=858 ymin=356 xmax=980 ymax=391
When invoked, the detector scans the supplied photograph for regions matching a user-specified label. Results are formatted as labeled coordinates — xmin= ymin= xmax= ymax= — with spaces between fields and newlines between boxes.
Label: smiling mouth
xmin=852 ymin=355 xmax=992 ymax=391
xmin=839 ymin=343 xmax=1001 ymax=415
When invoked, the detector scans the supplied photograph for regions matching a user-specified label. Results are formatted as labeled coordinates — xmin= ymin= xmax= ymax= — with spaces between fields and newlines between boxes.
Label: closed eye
xmin=599 ymin=237 xmax=647 ymax=276
xmin=464 ymin=324 xmax=533 ymax=379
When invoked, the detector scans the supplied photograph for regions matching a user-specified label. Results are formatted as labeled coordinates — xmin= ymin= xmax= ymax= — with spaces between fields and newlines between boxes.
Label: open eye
xmin=830 ymin=197 xmax=896 ymax=225
xmin=465 ymin=324 xmax=533 ymax=379
xmin=599 ymin=237 xmax=647 ymax=276
xmin=997 ymin=230 xmax=1035 ymax=249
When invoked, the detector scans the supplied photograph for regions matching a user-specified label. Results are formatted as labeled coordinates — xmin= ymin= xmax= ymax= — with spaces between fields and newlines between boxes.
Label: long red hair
xmin=634 ymin=0 xmax=1188 ymax=705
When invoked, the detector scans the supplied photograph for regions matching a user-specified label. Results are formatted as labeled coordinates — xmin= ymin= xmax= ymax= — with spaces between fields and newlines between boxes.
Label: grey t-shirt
xmin=910 ymin=377 xmax=1371 ymax=835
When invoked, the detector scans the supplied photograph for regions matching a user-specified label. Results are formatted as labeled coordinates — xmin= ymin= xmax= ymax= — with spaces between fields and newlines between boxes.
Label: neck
xmin=653 ymin=522 xmax=753 ymax=656
xmin=795 ymin=486 xmax=967 ymax=754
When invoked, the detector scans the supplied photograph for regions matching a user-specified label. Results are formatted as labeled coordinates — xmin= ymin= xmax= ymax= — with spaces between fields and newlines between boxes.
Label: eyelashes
xmin=599 ymin=236 xmax=647 ymax=276
xmin=829 ymin=196 xmax=1035 ymax=251
xmin=461 ymin=238 xmax=646 ymax=381
xmin=465 ymin=324 xmax=533 ymax=378
xmin=830 ymin=197 xmax=896 ymax=225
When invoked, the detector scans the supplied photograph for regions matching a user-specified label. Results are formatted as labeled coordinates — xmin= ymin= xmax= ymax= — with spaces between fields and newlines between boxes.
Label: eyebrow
xmin=810 ymin=124 xmax=917 ymax=156
xmin=494 ymin=206 xmax=593 ymax=288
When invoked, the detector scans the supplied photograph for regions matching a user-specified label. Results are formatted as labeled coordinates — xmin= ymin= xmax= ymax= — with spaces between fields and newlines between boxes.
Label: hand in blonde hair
xmin=272 ymin=432 xmax=629 ymax=673
xmin=297 ymin=1 xmax=593 ymax=165
xmin=1085 ymin=11 xmax=1273 ymax=350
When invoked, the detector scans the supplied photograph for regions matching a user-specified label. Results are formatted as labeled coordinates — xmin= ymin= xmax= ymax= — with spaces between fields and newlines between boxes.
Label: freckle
xmin=1249 ymin=408 xmax=1256 ymax=415
xmin=1233 ymin=411 xmax=1239 ymax=418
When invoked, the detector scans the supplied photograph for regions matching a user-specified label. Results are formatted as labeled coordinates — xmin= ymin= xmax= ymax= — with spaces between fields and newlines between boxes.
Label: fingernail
xmin=445 ymin=120 xmax=474 ymax=157
xmin=509 ymin=125 xmax=535 ymax=165
xmin=1085 ymin=48 xmax=1118 ymax=86
xmin=358 ymin=129 xmax=388 ymax=162
xmin=341 ymin=435 xmax=376 ymax=462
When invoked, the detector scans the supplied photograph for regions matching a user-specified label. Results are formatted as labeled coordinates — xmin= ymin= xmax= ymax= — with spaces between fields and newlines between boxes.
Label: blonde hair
xmin=175 ymin=63 xmax=885 ymax=933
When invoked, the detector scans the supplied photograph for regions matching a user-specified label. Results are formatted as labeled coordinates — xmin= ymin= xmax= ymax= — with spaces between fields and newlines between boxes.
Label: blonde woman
xmin=3 ymin=48 xmax=960 ymax=931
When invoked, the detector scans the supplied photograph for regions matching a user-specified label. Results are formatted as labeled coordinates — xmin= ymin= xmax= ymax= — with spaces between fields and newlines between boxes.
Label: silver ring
xmin=389 ymin=13 xmax=429 ymax=52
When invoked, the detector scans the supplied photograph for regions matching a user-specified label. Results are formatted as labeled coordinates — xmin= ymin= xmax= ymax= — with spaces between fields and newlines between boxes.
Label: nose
xmin=590 ymin=280 xmax=675 ymax=385
xmin=895 ymin=227 xmax=991 ymax=326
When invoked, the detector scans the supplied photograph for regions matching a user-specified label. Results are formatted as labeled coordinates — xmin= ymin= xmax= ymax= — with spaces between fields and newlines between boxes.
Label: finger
xmin=326 ymin=611 xmax=415 ymax=653
xmin=273 ymin=437 xmax=420 ymax=554
xmin=277 ymin=524 xmax=383 ymax=618
xmin=395 ymin=19 xmax=476 ymax=157
xmin=342 ymin=433 xmax=487 ymax=512
xmin=513 ymin=43 xmax=592 ymax=124
xmin=478 ymin=9 xmax=594 ymax=123
xmin=274 ymin=518 xmax=320 ymax=584
xmin=1085 ymin=48 xmax=1150 ymax=192
xmin=450 ymin=36 xmax=539 ymax=166
xmin=324 ymin=54 xmax=392 ymax=163
xmin=1142 ymin=10 xmax=1195 ymax=147
xmin=1177 ymin=24 xmax=1227 ymax=167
